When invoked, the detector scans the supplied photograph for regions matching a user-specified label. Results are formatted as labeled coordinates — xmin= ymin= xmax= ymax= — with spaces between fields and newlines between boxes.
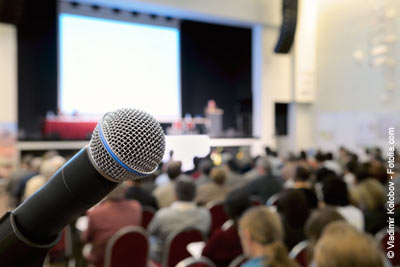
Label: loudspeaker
xmin=275 ymin=103 xmax=288 ymax=136
xmin=274 ymin=0 xmax=298 ymax=54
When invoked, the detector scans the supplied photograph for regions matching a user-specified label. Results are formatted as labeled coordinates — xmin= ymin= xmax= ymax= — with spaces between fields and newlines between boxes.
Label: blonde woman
xmin=351 ymin=178 xmax=386 ymax=234
xmin=238 ymin=206 xmax=296 ymax=267
xmin=313 ymin=221 xmax=384 ymax=267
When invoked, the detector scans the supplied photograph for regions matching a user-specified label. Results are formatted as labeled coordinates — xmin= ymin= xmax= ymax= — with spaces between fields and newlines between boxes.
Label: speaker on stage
xmin=274 ymin=0 xmax=298 ymax=54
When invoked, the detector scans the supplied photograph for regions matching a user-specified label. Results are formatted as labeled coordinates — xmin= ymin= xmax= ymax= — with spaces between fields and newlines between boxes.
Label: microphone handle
xmin=0 ymin=211 xmax=61 ymax=267
xmin=12 ymin=147 xmax=118 ymax=244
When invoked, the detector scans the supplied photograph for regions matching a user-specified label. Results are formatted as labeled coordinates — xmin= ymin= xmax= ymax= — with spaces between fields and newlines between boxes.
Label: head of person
xmin=167 ymin=161 xmax=182 ymax=181
xmin=322 ymin=176 xmax=349 ymax=207
xmin=315 ymin=152 xmax=326 ymax=164
xmin=199 ymin=158 xmax=213 ymax=176
xmin=175 ymin=178 xmax=196 ymax=202
xmin=255 ymin=156 xmax=271 ymax=175
xmin=351 ymin=178 xmax=386 ymax=211
xmin=305 ymin=207 xmax=345 ymax=245
xmin=224 ymin=189 xmax=251 ymax=223
xmin=107 ymin=184 xmax=126 ymax=201
xmin=39 ymin=155 xmax=66 ymax=181
xmin=210 ymin=166 xmax=227 ymax=186
xmin=276 ymin=189 xmax=310 ymax=227
xmin=313 ymin=221 xmax=384 ymax=267
xmin=239 ymin=206 xmax=296 ymax=267
xmin=294 ymin=166 xmax=311 ymax=182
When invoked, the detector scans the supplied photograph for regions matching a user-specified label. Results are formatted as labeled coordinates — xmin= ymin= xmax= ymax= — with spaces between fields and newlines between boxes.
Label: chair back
xmin=163 ymin=228 xmax=204 ymax=267
xmin=227 ymin=254 xmax=247 ymax=267
xmin=175 ymin=256 xmax=216 ymax=267
xmin=266 ymin=193 xmax=281 ymax=206
xmin=207 ymin=201 xmax=229 ymax=235
xmin=289 ymin=240 xmax=309 ymax=267
xmin=376 ymin=226 xmax=400 ymax=267
xmin=104 ymin=226 xmax=149 ymax=267
xmin=141 ymin=206 xmax=156 ymax=229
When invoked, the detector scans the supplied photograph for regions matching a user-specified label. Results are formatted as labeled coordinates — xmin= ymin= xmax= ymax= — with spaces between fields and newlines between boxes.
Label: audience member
xmin=221 ymin=154 xmax=246 ymax=191
xmin=81 ymin=185 xmax=142 ymax=267
xmin=196 ymin=158 xmax=214 ymax=186
xmin=314 ymin=153 xmax=336 ymax=183
xmin=305 ymin=207 xmax=345 ymax=260
xmin=6 ymin=154 xmax=34 ymax=206
xmin=24 ymin=155 xmax=66 ymax=199
xmin=351 ymin=178 xmax=386 ymax=234
xmin=323 ymin=152 xmax=342 ymax=175
xmin=239 ymin=206 xmax=296 ymax=267
xmin=276 ymin=189 xmax=311 ymax=250
xmin=313 ymin=221 xmax=384 ymax=267
xmin=153 ymin=161 xmax=182 ymax=208
xmin=12 ymin=156 xmax=42 ymax=206
xmin=196 ymin=166 xmax=229 ymax=206
xmin=202 ymin=189 xmax=251 ymax=266
xmin=244 ymin=156 xmax=270 ymax=182
xmin=321 ymin=176 xmax=364 ymax=231
xmin=343 ymin=159 xmax=358 ymax=189
xmin=125 ymin=179 xmax=158 ymax=210
xmin=243 ymin=162 xmax=283 ymax=204
xmin=265 ymin=147 xmax=282 ymax=177
xmin=148 ymin=178 xmax=211 ymax=263
xmin=293 ymin=166 xmax=318 ymax=209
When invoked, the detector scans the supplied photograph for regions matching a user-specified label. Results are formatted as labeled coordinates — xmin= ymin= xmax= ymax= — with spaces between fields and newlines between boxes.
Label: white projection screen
xmin=58 ymin=6 xmax=181 ymax=121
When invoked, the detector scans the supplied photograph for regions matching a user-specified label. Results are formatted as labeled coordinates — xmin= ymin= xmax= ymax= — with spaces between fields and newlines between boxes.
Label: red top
xmin=202 ymin=224 xmax=243 ymax=267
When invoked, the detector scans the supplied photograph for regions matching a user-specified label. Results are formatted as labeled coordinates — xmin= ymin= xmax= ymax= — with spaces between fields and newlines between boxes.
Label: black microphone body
xmin=0 ymin=147 xmax=118 ymax=266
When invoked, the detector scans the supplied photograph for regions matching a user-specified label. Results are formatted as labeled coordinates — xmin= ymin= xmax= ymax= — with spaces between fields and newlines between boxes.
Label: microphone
xmin=0 ymin=108 xmax=165 ymax=266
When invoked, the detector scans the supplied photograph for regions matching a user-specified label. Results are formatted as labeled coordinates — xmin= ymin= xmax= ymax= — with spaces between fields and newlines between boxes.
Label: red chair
xmin=163 ymin=228 xmax=205 ymax=267
xmin=141 ymin=206 xmax=156 ymax=229
xmin=207 ymin=201 xmax=229 ymax=236
xmin=48 ymin=226 xmax=72 ymax=263
xmin=249 ymin=195 xmax=263 ymax=206
xmin=227 ymin=254 xmax=247 ymax=267
xmin=104 ymin=226 xmax=149 ymax=267
xmin=376 ymin=226 xmax=400 ymax=267
xmin=288 ymin=240 xmax=309 ymax=267
xmin=175 ymin=256 xmax=216 ymax=267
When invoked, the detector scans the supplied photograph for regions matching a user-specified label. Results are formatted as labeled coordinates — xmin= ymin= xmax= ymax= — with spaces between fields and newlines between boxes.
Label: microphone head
xmin=88 ymin=108 xmax=165 ymax=182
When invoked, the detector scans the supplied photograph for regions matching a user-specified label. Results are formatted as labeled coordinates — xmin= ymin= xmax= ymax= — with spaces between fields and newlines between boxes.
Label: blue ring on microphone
xmin=98 ymin=118 xmax=147 ymax=177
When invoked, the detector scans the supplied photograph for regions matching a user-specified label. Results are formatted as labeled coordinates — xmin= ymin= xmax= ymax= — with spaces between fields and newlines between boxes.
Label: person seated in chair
xmin=202 ymin=188 xmax=252 ymax=267
xmin=148 ymin=178 xmax=211 ymax=263
xmin=81 ymin=185 xmax=142 ymax=267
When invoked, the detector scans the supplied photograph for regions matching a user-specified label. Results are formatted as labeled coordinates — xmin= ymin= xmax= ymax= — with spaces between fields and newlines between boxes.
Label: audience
xmin=202 ymin=189 xmax=252 ymax=266
xmin=321 ymin=175 xmax=364 ymax=231
xmin=239 ymin=206 xmax=296 ymax=267
xmin=148 ymin=178 xmax=211 ymax=263
xmin=196 ymin=166 xmax=229 ymax=206
xmin=3 ymin=145 xmax=392 ymax=267
xmin=81 ymin=185 xmax=142 ymax=267
xmin=153 ymin=161 xmax=182 ymax=208
xmin=313 ymin=221 xmax=384 ymax=267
